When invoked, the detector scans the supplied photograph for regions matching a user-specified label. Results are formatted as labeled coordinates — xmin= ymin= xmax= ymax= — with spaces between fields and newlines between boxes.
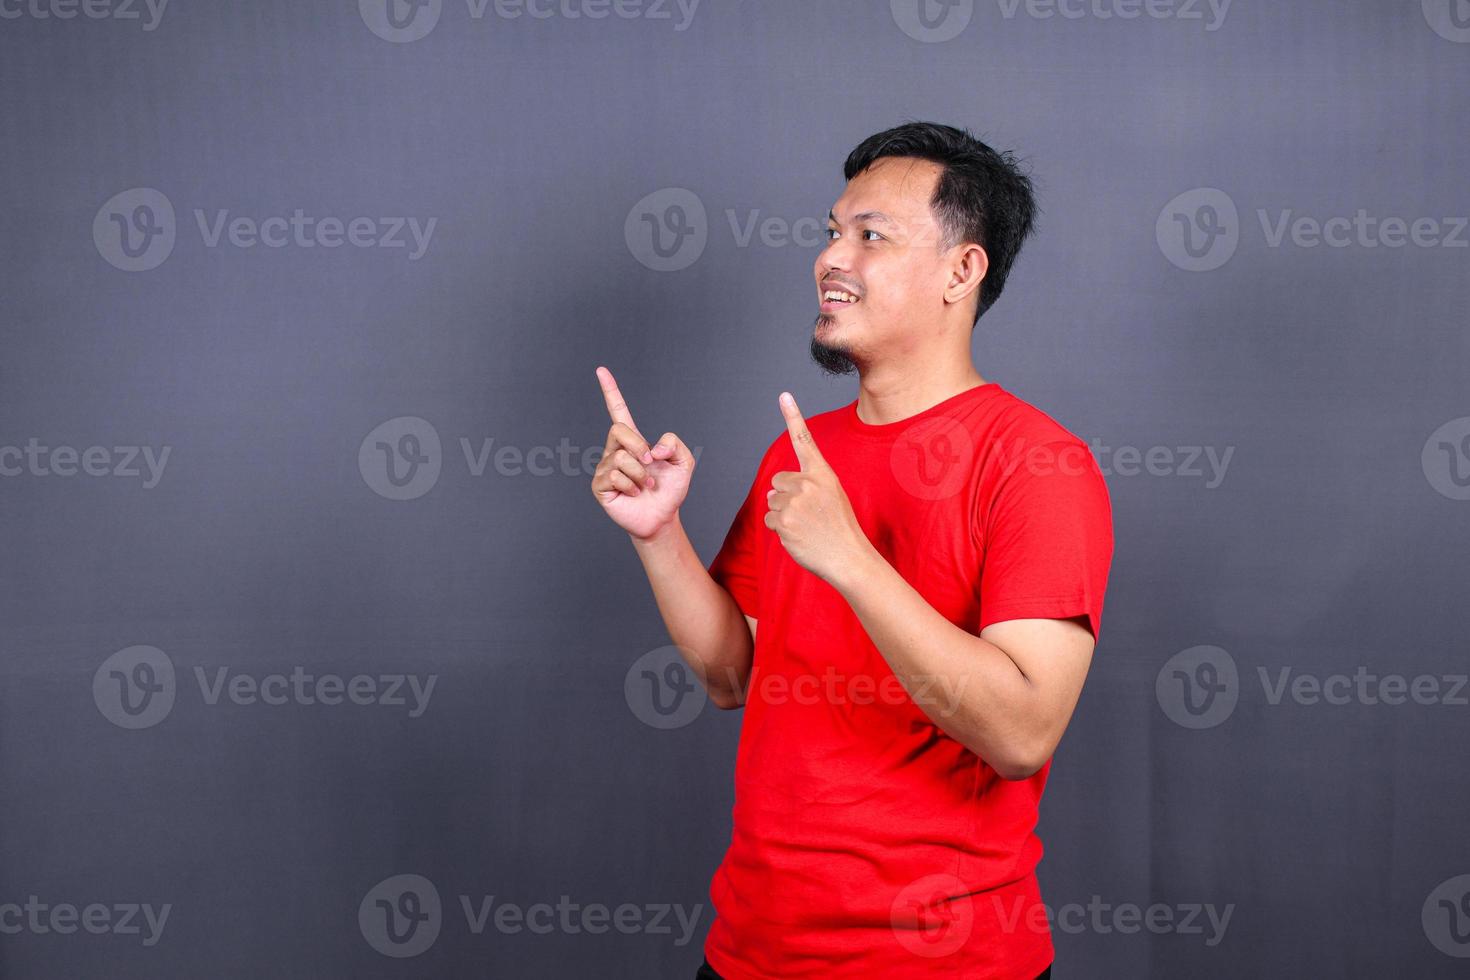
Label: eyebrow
xmin=828 ymin=209 xmax=897 ymax=228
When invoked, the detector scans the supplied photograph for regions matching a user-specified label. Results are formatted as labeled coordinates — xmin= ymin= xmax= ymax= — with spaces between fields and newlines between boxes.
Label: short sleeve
xmin=706 ymin=440 xmax=779 ymax=621
xmin=977 ymin=439 xmax=1114 ymax=640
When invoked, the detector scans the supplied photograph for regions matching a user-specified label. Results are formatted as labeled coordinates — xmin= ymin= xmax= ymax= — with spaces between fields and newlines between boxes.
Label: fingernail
xmin=642 ymin=450 xmax=653 ymax=463
xmin=645 ymin=477 xmax=655 ymax=489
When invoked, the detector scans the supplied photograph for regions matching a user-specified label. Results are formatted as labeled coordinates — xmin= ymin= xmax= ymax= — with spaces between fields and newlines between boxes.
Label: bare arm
xmin=629 ymin=516 xmax=754 ymax=709
xmin=835 ymin=547 xmax=1094 ymax=779
xmin=765 ymin=394 xmax=1094 ymax=779
xmin=590 ymin=366 xmax=755 ymax=709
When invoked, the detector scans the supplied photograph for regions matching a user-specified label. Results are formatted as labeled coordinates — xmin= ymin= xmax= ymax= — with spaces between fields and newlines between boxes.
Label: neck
xmin=854 ymin=353 xmax=988 ymax=426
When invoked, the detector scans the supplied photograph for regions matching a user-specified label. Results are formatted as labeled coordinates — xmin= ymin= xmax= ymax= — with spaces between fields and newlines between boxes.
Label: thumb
xmin=648 ymin=432 xmax=690 ymax=467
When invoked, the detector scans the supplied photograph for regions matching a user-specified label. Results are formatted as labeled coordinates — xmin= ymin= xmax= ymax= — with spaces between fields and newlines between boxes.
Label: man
xmin=592 ymin=122 xmax=1113 ymax=978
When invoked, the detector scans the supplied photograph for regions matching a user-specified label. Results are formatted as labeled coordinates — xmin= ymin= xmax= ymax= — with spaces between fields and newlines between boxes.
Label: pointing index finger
xmin=779 ymin=391 xmax=825 ymax=471
xmin=596 ymin=365 xmax=642 ymax=436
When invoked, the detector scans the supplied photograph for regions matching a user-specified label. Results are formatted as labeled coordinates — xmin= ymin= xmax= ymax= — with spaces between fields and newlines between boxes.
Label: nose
xmin=816 ymin=235 xmax=853 ymax=280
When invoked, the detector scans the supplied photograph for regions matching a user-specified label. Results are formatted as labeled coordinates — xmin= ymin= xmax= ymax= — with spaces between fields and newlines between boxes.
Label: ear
xmin=944 ymin=242 xmax=989 ymax=310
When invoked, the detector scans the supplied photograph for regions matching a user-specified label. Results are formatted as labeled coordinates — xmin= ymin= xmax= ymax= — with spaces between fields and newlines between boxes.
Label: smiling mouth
xmin=820 ymin=288 xmax=860 ymax=312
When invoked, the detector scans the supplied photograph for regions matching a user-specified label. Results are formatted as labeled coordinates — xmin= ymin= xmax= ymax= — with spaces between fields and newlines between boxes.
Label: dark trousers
xmin=696 ymin=959 xmax=1052 ymax=979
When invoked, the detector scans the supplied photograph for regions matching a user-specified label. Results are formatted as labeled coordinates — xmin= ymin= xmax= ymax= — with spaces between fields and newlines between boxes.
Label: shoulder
xmin=972 ymin=387 xmax=1109 ymax=510
xmin=981 ymin=385 xmax=1091 ymax=453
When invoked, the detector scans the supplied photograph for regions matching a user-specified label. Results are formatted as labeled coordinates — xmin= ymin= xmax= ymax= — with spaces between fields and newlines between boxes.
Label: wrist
xmin=830 ymin=539 xmax=886 ymax=596
xmin=630 ymin=513 xmax=684 ymax=550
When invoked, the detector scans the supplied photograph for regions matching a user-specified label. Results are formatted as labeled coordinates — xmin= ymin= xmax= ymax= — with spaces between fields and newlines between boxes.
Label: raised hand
xmin=591 ymin=365 xmax=696 ymax=540
xmin=764 ymin=391 xmax=872 ymax=584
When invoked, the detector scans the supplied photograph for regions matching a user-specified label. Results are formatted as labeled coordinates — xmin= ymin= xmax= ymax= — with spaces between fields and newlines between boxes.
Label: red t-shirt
xmin=703 ymin=380 xmax=1114 ymax=979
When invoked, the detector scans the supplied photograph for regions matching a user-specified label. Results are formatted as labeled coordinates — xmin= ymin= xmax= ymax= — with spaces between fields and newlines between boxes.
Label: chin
xmin=809 ymin=319 xmax=859 ymax=376
xmin=815 ymin=310 xmax=853 ymax=332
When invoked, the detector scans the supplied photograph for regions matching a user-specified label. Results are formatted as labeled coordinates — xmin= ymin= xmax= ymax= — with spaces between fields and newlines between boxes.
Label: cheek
xmin=866 ymin=274 xmax=907 ymax=312
xmin=888 ymin=271 xmax=937 ymax=309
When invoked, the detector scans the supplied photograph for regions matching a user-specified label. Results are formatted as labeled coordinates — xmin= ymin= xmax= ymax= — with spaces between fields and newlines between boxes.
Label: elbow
xmin=708 ymin=689 xmax=745 ymax=711
xmin=989 ymin=740 xmax=1054 ymax=781
xmin=994 ymin=758 xmax=1046 ymax=781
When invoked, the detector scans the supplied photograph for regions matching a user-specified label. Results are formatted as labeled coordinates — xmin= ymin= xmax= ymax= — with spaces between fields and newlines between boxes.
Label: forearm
xmin=629 ymin=514 xmax=753 ymax=708
xmin=831 ymin=547 xmax=1050 ymax=778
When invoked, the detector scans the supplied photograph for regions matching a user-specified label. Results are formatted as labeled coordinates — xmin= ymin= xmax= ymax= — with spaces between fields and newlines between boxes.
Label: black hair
xmin=843 ymin=121 xmax=1038 ymax=324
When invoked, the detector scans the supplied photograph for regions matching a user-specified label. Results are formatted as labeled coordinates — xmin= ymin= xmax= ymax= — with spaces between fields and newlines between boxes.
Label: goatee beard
xmin=809 ymin=314 xmax=858 ymax=376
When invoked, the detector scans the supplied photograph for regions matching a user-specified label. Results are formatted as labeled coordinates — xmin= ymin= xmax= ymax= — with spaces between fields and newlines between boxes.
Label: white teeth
xmin=823 ymin=290 xmax=857 ymax=303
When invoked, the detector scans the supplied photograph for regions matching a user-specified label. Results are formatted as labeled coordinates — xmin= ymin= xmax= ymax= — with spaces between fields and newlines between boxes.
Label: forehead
xmin=830 ymin=156 xmax=944 ymax=228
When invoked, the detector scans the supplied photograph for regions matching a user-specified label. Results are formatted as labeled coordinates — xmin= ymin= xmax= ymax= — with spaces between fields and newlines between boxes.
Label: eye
xmin=863 ymin=229 xmax=883 ymax=241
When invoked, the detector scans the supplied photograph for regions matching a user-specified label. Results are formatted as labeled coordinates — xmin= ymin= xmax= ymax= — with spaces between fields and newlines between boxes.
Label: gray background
xmin=2 ymin=0 xmax=1468 ymax=976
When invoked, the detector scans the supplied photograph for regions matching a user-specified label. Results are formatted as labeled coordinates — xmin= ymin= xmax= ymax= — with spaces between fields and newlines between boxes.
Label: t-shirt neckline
xmin=842 ymin=381 xmax=1004 ymax=438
